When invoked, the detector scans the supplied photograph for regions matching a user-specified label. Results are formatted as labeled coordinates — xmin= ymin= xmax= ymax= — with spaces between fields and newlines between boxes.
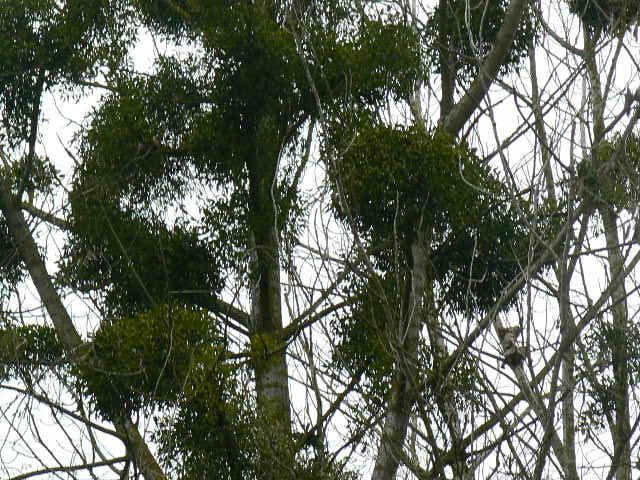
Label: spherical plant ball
xmin=327 ymin=122 xmax=494 ymax=251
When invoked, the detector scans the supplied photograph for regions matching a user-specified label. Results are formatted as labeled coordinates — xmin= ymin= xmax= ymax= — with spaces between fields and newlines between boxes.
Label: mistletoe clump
xmin=424 ymin=0 xmax=538 ymax=81
xmin=0 ymin=324 xmax=64 ymax=380
xmin=328 ymin=122 xmax=541 ymax=313
xmin=329 ymin=124 xmax=486 ymax=245
xmin=568 ymin=0 xmax=640 ymax=34
xmin=578 ymin=133 xmax=640 ymax=210
xmin=75 ymin=305 xmax=229 ymax=418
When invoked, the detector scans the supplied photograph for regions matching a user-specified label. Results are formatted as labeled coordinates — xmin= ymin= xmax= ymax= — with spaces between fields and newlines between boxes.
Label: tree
xmin=1 ymin=1 xmax=640 ymax=480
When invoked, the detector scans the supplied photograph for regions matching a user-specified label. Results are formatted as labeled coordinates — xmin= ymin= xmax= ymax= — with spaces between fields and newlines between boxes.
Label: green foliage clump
xmin=424 ymin=0 xmax=538 ymax=81
xmin=328 ymin=122 xmax=534 ymax=313
xmin=568 ymin=0 xmax=640 ymax=34
xmin=317 ymin=19 xmax=426 ymax=107
xmin=76 ymin=305 xmax=227 ymax=417
xmin=0 ymin=324 xmax=64 ymax=380
xmin=65 ymin=1 xmax=427 ymax=318
xmin=291 ymin=456 xmax=358 ymax=480
xmin=155 ymin=361 xmax=254 ymax=480
xmin=0 ymin=0 xmax=133 ymax=142
xmin=78 ymin=58 xmax=213 ymax=204
xmin=577 ymin=133 xmax=640 ymax=211
xmin=331 ymin=273 xmax=397 ymax=406
xmin=329 ymin=124 xmax=481 ymax=243
xmin=578 ymin=318 xmax=640 ymax=433
xmin=5 ymin=154 xmax=59 ymax=197
xmin=75 ymin=304 xmax=254 ymax=478
xmin=0 ymin=218 xmax=25 ymax=285
xmin=61 ymin=197 xmax=221 ymax=316
xmin=332 ymin=271 xmax=482 ymax=423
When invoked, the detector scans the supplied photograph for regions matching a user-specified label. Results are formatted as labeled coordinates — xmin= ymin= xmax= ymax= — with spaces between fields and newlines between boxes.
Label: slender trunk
xmin=601 ymin=207 xmax=632 ymax=480
xmin=582 ymin=29 xmax=631 ymax=480
xmin=438 ymin=0 xmax=456 ymax=119
xmin=429 ymin=319 xmax=472 ymax=480
xmin=528 ymin=43 xmax=556 ymax=205
xmin=371 ymin=230 xmax=428 ymax=480
xmin=441 ymin=0 xmax=528 ymax=136
xmin=531 ymin=39 xmax=577 ymax=477
xmin=493 ymin=316 xmax=576 ymax=479
xmin=559 ymin=266 xmax=578 ymax=480
xmin=247 ymin=115 xmax=293 ymax=478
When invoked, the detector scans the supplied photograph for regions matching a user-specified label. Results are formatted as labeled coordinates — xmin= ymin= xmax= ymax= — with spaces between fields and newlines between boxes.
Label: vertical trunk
xmin=494 ymin=317 xmax=576 ymax=479
xmin=528 ymin=44 xmax=556 ymax=205
xmin=371 ymin=231 xmax=428 ymax=480
xmin=435 ymin=9 xmax=467 ymax=471
xmin=559 ymin=267 xmax=578 ymax=480
xmin=249 ymin=217 xmax=290 ymax=429
xmin=438 ymin=0 xmax=456 ymax=118
xmin=601 ymin=207 xmax=632 ymax=480
xmin=247 ymin=115 xmax=293 ymax=478
xmin=531 ymin=40 xmax=577 ymax=477
xmin=582 ymin=29 xmax=631 ymax=480
xmin=427 ymin=295 xmax=471 ymax=480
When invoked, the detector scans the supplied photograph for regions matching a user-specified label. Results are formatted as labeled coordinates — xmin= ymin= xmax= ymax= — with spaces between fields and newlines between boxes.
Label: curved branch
xmin=441 ymin=0 xmax=529 ymax=136
xmin=9 ymin=456 xmax=128 ymax=480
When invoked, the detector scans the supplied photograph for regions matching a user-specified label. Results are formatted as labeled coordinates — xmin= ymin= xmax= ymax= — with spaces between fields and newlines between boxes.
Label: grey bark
xmin=494 ymin=317 xmax=578 ymax=480
xmin=371 ymin=231 xmax=427 ymax=480
xmin=582 ymin=28 xmax=632 ymax=480
xmin=247 ymin=115 xmax=293 ymax=479
xmin=601 ymin=208 xmax=632 ymax=480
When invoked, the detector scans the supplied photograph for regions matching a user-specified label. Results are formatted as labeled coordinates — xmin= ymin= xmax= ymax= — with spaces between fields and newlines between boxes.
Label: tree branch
xmin=441 ymin=0 xmax=529 ymax=136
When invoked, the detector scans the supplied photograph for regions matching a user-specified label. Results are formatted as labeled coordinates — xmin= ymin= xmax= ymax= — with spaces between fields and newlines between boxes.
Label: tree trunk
xmin=601 ymin=207 xmax=632 ymax=480
xmin=559 ymin=265 xmax=579 ymax=480
xmin=372 ymin=230 xmax=427 ymax=480
xmin=438 ymin=0 xmax=456 ymax=119
xmin=582 ymin=29 xmax=631 ymax=480
xmin=247 ymin=115 xmax=293 ymax=479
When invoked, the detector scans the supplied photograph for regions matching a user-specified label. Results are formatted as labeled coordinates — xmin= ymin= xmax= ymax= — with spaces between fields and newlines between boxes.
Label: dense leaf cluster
xmin=76 ymin=305 xmax=228 ymax=416
xmin=579 ymin=318 xmax=640 ymax=432
xmin=0 ymin=324 xmax=63 ymax=380
xmin=578 ymin=133 xmax=640 ymax=211
xmin=62 ymin=2 xmax=425 ymax=316
xmin=328 ymin=122 xmax=535 ymax=312
xmin=331 ymin=274 xmax=397 ymax=407
xmin=0 ymin=0 xmax=132 ymax=143
xmin=62 ymin=201 xmax=221 ymax=315
xmin=568 ymin=0 xmax=640 ymax=34
xmin=0 ymin=217 xmax=24 ymax=285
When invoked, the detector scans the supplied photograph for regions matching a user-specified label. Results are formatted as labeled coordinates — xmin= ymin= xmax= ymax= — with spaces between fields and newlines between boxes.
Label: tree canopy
xmin=1 ymin=1 xmax=640 ymax=480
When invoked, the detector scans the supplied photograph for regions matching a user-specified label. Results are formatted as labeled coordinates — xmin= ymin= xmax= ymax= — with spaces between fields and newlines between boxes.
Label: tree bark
xmin=372 ymin=230 xmax=427 ymax=480
xmin=438 ymin=0 xmax=456 ymax=119
xmin=559 ymin=260 xmax=579 ymax=480
xmin=600 ymin=207 xmax=632 ymax=480
xmin=247 ymin=115 xmax=293 ymax=479
xmin=582 ymin=28 xmax=632 ymax=480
